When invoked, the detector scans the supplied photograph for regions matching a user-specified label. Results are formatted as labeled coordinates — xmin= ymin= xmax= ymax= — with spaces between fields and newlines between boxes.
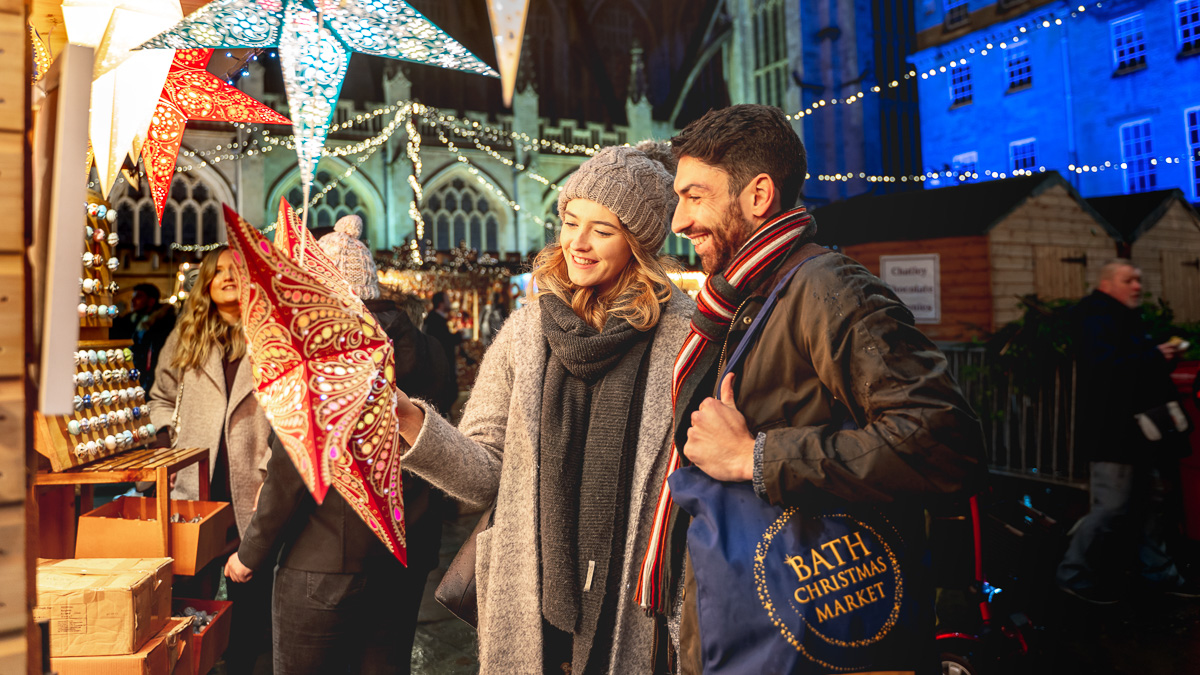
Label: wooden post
xmin=155 ymin=466 xmax=170 ymax=558
xmin=0 ymin=0 xmax=30 ymax=672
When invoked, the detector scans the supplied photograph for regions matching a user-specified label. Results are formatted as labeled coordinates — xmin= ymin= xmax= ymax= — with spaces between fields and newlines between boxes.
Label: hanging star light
xmin=141 ymin=49 xmax=291 ymax=223
xmin=62 ymin=0 xmax=183 ymax=197
xmin=30 ymin=24 xmax=54 ymax=83
xmin=485 ymin=0 xmax=530 ymax=107
xmin=222 ymin=199 xmax=408 ymax=563
xmin=140 ymin=0 xmax=498 ymax=197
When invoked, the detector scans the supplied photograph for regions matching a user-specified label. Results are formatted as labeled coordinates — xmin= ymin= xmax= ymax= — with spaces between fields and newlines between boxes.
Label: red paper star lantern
xmin=144 ymin=50 xmax=290 ymax=223
xmin=222 ymin=201 xmax=407 ymax=564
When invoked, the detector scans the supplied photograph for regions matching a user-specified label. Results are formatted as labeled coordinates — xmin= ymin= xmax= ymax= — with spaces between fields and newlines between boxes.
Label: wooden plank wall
xmin=0 ymin=0 xmax=29 ymax=673
xmin=839 ymin=236 xmax=992 ymax=342
xmin=988 ymin=184 xmax=1120 ymax=326
xmin=1129 ymin=201 xmax=1200 ymax=322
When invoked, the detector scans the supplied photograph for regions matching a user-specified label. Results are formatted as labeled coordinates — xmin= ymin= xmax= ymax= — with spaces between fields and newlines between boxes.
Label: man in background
xmin=1056 ymin=258 xmax=1196 ymax=604
xmin=422 ymin=291 xmax=462 ymax=404
xmin=112 ymin=283 xmax=176 ymax=391
xmin=227 ymin=215 xmax=452 ymax=674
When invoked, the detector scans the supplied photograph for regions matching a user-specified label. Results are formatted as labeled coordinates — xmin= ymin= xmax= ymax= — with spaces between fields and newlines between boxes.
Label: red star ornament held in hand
xmin=144 ymin=49 xmax=290 ymax=223
xmin=222 ymin=202 xmax=407 ymax=565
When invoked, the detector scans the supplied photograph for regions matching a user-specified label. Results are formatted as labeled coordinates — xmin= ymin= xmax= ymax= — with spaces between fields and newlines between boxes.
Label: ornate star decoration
xmin=485 ymin=0 xmax=530 ymax=107
xmin=221 ymin=199 xmax=408 ymax=563
xmin=140 ymin=0 xmax=498 ymax=194
xmin=62 ymin=0 xmax=183 ymax=197
xmin=140 ymin=49 xmax=291 ymax=223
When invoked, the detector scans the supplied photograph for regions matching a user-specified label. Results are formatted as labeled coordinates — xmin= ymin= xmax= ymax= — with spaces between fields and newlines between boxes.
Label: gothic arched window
xmin=289 ymin=171 xmax=368 ymax=232
xmin=111 ymin=172 xmax=225 ymax=254
xmin=421 ymin=177 xmax=503 ymax=251
xmin=752 ymin=0 xmax=789 ymax=109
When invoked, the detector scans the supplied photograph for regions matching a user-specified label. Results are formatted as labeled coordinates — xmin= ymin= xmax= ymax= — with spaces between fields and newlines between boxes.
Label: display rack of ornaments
xmin=34 ymin=340 xmax=157 ymax=472
xmin=80 ymin=198 xmax=121 ymax=330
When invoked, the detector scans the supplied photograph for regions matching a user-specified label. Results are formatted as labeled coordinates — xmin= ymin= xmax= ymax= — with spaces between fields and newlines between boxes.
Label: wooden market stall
xmin=812 ymin=172 xmax=1123 ymax=341
xmin=1088 ymin=189 xmax=1200 ymax=323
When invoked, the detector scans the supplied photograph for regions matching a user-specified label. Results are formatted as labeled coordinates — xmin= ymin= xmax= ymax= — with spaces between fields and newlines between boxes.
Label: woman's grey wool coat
xmin=149 ymin=329 xmax=272 ymax=536
xmin=402 ymin=288 xmax=695 ymax=674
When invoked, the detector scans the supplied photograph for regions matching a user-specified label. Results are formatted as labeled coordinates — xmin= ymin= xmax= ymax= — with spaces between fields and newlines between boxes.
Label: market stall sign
xmin=879 ymin=254 xmax=940 ymax=324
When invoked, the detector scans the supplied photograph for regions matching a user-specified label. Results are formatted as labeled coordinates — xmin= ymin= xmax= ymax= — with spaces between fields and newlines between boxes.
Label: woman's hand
xmin=395 ymin=388 xmax=426 ymax=447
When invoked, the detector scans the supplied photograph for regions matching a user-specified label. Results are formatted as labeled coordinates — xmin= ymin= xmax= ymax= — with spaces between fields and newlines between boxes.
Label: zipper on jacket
xmin=718 ymin=296 xmax=755 ymax=376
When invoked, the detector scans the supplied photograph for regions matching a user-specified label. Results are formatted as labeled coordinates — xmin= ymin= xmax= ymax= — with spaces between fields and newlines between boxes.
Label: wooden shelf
xmin=36 ymin=446 xmax=210 ymax=560
xmin=35 ymin=338 xmax=150 ymax=472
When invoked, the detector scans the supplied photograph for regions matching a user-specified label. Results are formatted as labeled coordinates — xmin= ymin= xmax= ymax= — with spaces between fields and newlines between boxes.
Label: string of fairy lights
xmin=152 ymin=0 xmax=1148 ymax=253
xmin=786 ymin=2 xmax=1109 ymax=120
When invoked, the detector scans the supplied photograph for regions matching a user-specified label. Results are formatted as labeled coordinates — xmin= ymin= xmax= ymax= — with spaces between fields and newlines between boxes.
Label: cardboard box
xmin=75 ymin=498 xmax=235 ymax=576
xmin=52 ymin=616 xmax=193 ymax=675
xmin=35 ymin=558 xmax=174 ymax=657
xmin=172 ymin=599 xmax=231 ymax=675
xmin=40 ymin=558 xmax=173 ymax=634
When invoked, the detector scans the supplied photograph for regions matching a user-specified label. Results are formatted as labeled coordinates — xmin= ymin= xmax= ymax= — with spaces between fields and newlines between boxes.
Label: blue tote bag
xmin=670 ymin=258 xmax=925 ymax=674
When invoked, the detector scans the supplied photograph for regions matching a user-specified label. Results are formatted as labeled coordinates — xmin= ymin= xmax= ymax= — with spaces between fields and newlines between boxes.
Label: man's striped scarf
xmin=635 ymin=205 xmax=814 ymax=614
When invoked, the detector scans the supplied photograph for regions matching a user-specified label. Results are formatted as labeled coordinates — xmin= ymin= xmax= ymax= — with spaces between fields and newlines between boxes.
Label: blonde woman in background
xmin=149 ymin=246 xmax=272 ymax=675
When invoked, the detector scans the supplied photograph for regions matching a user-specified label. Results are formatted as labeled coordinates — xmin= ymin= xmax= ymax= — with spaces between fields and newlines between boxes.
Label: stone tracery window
xmin=752 ymin=0 xmax=789 ymax=109
xmin=421 ymin=177 xmax=501 ymax=251
xmin=111 ymin=172 xmax=223 ymax=254
xmin=288 ymin=170 xmax=367 ymax=232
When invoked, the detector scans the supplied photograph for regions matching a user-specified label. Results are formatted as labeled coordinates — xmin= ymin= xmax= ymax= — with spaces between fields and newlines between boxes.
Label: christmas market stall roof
xmin=1086 ymin=189 xmax=1200 ymax=244
xmin=1086 ymin=189 xmax=1200 ymax=323
xmin=811 ymin=171 xmax=1123 ymax=248
xmin=807 ymin=171 xmax=1127 ymax=342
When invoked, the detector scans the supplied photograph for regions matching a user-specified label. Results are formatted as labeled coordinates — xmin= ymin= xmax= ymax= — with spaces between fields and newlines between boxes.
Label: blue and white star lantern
xmin=140 ymin=0 xmax=498 ymax=190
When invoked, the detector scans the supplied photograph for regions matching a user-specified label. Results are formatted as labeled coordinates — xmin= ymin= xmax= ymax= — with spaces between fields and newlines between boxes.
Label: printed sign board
xmin=879 ymin=254 xmax=940 ymax=324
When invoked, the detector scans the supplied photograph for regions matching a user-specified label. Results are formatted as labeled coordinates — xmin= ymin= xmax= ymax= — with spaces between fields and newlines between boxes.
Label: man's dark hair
xmin=671 ymin=104 xmax=807 ymax=209
xmin=133 ymin=283 xmax=161 ymax=302
xmin=431 ymin=291 xmax=447 ymax=308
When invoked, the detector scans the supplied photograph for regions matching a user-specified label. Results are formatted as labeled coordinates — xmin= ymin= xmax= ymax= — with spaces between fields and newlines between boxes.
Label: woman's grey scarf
xmin=538 ymin=294 xmax=653 ymax=673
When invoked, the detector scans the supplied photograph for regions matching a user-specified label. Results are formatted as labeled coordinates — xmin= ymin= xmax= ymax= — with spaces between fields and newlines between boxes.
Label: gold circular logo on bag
xmin=754 ymin=509 xmax=904 ymax=670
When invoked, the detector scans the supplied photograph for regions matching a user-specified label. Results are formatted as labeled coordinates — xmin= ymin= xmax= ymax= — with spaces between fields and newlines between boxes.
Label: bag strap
xmin=720 ymin=246 xmax=828 ymax=383
xmin=169 ymin=378 xmax=184 ymax=448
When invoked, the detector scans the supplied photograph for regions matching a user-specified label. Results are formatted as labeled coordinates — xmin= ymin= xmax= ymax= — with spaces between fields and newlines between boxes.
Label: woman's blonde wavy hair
xmin=531 ymin=219 xmax=680 ymax=332
xmin=170 ymin=247 xmax=246 ymax=371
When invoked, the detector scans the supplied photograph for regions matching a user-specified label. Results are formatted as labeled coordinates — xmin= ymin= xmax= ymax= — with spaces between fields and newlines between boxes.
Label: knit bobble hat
xmin=557 ymin=140 xmax=678 ymax=253
xmin=318 ymin=215 xmax=380 ymax=300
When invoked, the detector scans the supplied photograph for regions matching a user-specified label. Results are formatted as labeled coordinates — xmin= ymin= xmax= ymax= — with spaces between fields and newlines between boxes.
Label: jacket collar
xmin=199 ymin=345 xmax=257 ymax=418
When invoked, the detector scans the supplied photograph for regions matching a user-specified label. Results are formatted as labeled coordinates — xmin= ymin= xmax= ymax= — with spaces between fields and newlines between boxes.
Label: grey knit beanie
xmin=318 ymin=215 xmax=380 ymax=300
xmin=556 ymin=140 xmax=678 ymax=253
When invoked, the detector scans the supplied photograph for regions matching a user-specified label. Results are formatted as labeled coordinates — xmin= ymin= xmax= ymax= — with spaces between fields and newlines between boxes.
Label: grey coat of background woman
xmin=148 ymin=247 xmax=273 ymax=675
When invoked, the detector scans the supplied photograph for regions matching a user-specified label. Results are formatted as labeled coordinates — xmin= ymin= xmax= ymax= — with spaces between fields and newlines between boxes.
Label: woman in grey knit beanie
xmin=540 ymin=139 xmax=681 ymax=330
xmin=390 ymin=141 xmax=695 ymax=673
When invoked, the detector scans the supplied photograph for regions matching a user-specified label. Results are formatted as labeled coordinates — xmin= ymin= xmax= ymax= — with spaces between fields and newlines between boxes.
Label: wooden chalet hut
xmin=1087 ymin=189 xmax=1200 ymax=322
xmin=811 ymin=172 xmax=1122 ymax=341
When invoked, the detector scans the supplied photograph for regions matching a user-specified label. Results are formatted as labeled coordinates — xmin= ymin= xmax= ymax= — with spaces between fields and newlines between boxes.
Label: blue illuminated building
xmin=911 ymin=0 xmax=1200 ymax=203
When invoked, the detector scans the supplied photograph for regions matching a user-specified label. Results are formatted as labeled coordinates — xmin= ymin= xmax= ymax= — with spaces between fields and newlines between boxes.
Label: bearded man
xmin=637 ymin=104 xmax=988 ymax=674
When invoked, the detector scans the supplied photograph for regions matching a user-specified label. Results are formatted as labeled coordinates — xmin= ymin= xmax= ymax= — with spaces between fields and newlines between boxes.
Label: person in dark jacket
xmin=422 ymin=291 xmax=462 ymax=405
xmin=1056 ymin=258 xmax=1196 ymax=604
xmin=112 ymin=283 xmax=176 ymax=392
xmin=423 ymin=291 xmax=462 ymax=366
xmin=225 ymin=216 xmax=451 ymax=675
xmin=638 ymin=105 xmax=988 ymax=674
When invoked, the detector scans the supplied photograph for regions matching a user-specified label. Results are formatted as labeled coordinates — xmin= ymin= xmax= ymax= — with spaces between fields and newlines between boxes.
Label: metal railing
xmin=942 ymin=345 xmax=1087 ymax=488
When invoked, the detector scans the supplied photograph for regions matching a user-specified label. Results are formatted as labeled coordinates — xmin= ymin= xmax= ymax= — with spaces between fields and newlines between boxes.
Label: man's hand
xmin=1158 ymin=342 xmax=1184 ymax=360
xmin=224 ymin=552 xmax=253 ymax=583
xmin=683 ymin=374 xmax=756 ymax=482
xmin=395 ymin=388 xmax=425 ymax=446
